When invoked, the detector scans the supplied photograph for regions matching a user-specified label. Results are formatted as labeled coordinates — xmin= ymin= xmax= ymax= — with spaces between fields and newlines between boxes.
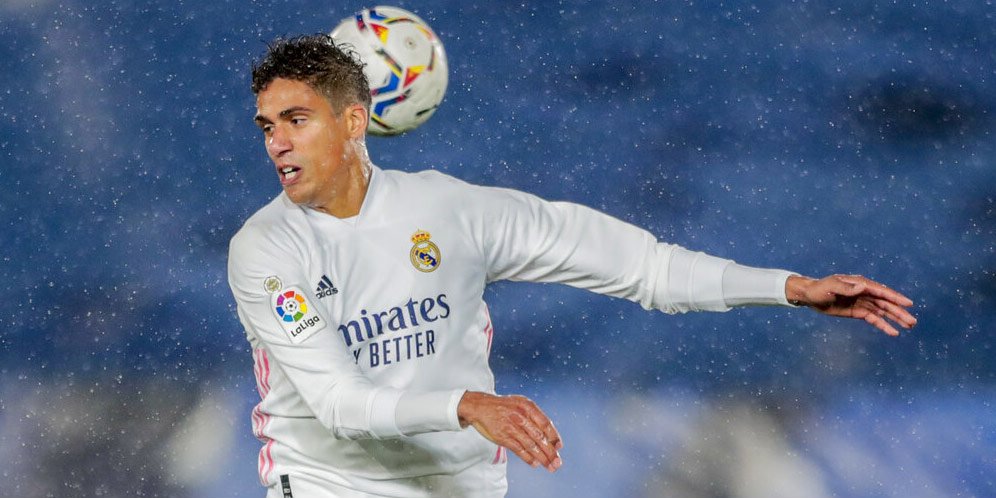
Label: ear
xmin=344 ymin=104 xmax=368 ymax=139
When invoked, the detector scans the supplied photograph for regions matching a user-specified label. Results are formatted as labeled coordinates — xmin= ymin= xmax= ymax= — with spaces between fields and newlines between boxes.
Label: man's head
xmin=251 ymin=34 xmax=371 ymax=113
xmin=251 ymin=35 xmax=374 ymax=216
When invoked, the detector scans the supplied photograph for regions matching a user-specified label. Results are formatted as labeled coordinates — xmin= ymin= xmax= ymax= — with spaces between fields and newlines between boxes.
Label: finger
xmin=517 ymin=401 xmax=563 ymax=471
xmin=521 ymin=401 xmax=563 ymax=451
xmin=807 ymin=276 xmax=866 ymax=305
xmin=519 ymin=416 xmax=560 ymax=468
xmin=862 ymin=296 xmax=915 ymax=325
xmin=503 ymin=408 xmax=551 ymax=466
xmin=864 ymin=312 xmax=900 ymax=337
xmin=545 ymin=419 xmax=563 ymax=451
xmin=873 ymin=306 xmax=915 ymax=330
xmin=867 ymin=297 xmax=917 ymax=328
xmin=509 ymin=426 xmax=547 ymax=468
xmin=863 ymin=284 xmax=914 ymax=308
xmin=829 ymin=275 xmax=867 ymax=297
xmin=504 ymin=438 xmax=538 ymax=468
xmin=526 ymin=436 xmax=558 ymax=471
xmin=839 ymin=276 xmax=914 ymax=307
xmin=856 ymin=301 xmax=900 ymax=336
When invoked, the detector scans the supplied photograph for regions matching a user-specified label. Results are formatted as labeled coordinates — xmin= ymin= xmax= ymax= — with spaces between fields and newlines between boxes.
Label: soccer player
xmin=227 ymin=35 xmax=916 ymax=498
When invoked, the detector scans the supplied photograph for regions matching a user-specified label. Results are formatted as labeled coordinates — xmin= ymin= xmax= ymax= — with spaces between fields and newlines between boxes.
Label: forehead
xmin=255 ymin=78 xmax=328 ymax=114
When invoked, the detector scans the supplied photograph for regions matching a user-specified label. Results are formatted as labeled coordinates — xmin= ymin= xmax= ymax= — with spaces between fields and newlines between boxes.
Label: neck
xmin=314 ymin=159 xmax=371 ymax=219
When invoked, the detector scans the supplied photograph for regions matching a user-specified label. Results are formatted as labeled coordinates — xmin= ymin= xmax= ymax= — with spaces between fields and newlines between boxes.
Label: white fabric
xmin=722 ymin=263 xmax=798 ymax=307
xmin=396 ymin=389 xmax=465 ymax=435
xmin=227 ymin=165 xmax=795 ymax=496
xmin=654 ymin=246 xmax=733 ymax=313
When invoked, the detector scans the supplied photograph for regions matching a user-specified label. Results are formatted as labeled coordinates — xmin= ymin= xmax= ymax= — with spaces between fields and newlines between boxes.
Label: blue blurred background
xmin=1 ymin=1 xmax=993 ymax=496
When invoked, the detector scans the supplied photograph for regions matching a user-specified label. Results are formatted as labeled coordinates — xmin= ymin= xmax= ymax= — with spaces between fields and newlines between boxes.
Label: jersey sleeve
xmin=227 ymin=226 xmax=463 ymax=440
xmin=465 ymin=184 xmax=794 ymax=313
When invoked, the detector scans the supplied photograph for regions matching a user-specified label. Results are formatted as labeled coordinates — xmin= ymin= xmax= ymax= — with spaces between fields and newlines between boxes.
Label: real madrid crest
xmin=409 ymin=229 xmax=441 ymax=272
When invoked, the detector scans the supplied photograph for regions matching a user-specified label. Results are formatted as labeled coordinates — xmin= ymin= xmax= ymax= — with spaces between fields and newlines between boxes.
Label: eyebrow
xmin=253 ymin=106 xmax=314 ymax=126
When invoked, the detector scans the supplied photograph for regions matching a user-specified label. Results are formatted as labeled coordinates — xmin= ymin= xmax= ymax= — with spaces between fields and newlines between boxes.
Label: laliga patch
xmin=271 ymin=286 xmax=327 ymax=343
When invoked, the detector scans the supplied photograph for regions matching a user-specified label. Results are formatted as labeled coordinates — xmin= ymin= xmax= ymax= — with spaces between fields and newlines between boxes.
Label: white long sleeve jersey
xmin=227 ymin=166 xmax=794 ymax=497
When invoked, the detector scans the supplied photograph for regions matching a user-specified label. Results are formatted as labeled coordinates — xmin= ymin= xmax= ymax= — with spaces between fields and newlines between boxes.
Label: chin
xmin=283 ymin=189 xmax=308 ymax=205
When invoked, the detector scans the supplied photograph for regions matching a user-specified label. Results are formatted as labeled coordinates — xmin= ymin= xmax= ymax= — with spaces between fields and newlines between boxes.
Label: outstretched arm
xmin=785 ymin=274 xmax=917 ymax=336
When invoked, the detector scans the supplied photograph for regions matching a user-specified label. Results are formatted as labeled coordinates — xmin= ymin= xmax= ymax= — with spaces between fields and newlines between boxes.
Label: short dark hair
xmin=251 ymin=34 xmax=371 ymax=113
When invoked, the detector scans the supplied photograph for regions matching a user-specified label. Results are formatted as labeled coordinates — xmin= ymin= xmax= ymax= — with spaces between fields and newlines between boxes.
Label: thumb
xmin=831 ymin=277 xmax=866 ymax=297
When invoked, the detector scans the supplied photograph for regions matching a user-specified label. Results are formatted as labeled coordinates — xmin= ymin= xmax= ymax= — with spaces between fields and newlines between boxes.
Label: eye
xmin=290 ymin=116 xmax=308 ymax=126
xmin=261 ymin=124 xmax=274 ymax=135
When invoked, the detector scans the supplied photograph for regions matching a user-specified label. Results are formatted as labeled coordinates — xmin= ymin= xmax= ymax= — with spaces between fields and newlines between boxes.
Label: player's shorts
xmin=266 ymin=465 xmax=508 ymax=498
xmin=265 ymin=473 xmax=370 ymax=498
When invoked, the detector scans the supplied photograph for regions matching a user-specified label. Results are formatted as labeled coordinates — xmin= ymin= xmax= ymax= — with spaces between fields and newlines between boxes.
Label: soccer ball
xmin=331 ymin=6 xmax=448 ymax=136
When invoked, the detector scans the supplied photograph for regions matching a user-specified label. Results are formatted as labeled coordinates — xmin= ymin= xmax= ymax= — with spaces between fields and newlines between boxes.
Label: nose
xmin=266 ymin=125 xmax=292 ymax=156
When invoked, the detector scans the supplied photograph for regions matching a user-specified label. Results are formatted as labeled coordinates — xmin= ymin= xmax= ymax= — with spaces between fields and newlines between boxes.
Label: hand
xmin=786 ymin=274 xmax=917 ymax=336
xmin=457 ymin=391 xmax=563 ymax=472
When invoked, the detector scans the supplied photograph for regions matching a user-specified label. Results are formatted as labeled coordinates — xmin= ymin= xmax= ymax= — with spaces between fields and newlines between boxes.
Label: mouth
xmin=278 ymin=165 xmax=302 ymax=185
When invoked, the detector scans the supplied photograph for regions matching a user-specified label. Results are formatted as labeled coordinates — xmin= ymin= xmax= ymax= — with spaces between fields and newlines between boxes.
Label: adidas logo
xmin=315 ymin=274 xmax=339 ymax=299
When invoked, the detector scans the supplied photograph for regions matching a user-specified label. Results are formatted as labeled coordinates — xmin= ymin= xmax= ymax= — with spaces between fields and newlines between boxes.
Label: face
xmin=254 ymin=78 xmax=366 ymax=209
